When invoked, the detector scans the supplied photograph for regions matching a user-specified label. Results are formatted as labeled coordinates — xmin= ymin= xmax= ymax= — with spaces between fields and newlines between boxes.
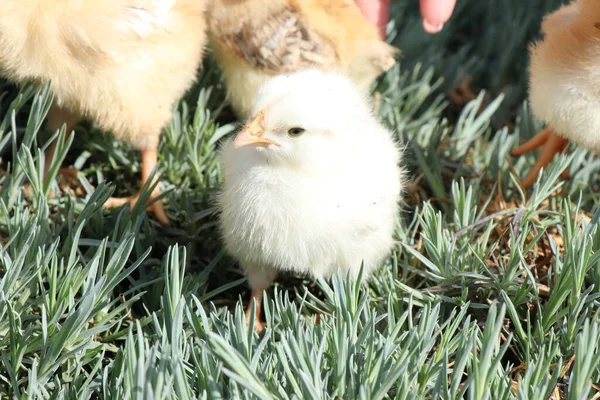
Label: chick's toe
xmin=104 ymin=192 xmax=169 ymax=225
xmin=511 ymin=127 xmax=569 ymax=189
xmin=103 ymin=147 xmax=170 ymax=225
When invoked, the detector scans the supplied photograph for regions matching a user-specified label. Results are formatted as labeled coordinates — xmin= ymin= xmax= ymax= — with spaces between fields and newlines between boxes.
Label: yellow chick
xmin=0 ymin=0 xmax=207 ymax=224
xmin=206 ymin=0 xmax=399 ymax=119
xmin=511 ymin=0 xmax=599 ymax=188
xmin=217 ymin=69 xmax=404 ymax=332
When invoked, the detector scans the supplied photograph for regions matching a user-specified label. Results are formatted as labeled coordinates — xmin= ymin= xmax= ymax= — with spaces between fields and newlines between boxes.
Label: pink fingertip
xmin=422 ymin=18 xmax=444 ymax=33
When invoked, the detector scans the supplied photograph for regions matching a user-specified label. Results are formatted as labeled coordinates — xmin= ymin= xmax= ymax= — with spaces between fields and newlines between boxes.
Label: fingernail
xmin=422 ymin=19 xmax=444 ymax=33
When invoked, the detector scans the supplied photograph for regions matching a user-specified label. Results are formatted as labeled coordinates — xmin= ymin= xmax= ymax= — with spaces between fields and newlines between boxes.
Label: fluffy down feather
xmin=217 ymin=69 xmax=404 ymax=331
xmin=0 ymin=0 xmax=207 ymax=223
xmin=511 ymin=0 xmax=600 ymax=188
xmin=0 ymin=0 xmax=206 ymax=149
xmin=529 ymin=0 xmax=600 ymax=152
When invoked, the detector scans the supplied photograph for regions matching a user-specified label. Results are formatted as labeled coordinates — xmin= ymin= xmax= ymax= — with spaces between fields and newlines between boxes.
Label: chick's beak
xmin=232 ymin=110 xmax=274 ymax=148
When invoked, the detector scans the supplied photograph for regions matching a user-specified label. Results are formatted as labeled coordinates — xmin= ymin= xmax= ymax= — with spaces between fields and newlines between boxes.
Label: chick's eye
xmin=287 ymin=127 xmax=305 ymax=137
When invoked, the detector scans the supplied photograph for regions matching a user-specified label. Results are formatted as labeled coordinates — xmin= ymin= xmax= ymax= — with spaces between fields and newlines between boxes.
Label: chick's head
xmin=231 ymin=69 xmax=372 ymax=168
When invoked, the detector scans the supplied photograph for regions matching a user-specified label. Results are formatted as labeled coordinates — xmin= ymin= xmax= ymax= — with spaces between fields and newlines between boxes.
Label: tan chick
xmin=0 ymin=0 xmax=207 ymax=224
xmin=217 ymin=69 xmax=404 ymax=332
xmin=206 ymin=0 xmax=399 ymax=119
xmin=511 ymin=0 xmax=600 ymax=188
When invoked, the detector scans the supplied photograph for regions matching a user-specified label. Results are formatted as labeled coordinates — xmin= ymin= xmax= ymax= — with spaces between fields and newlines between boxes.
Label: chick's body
xmin=207 ymin=0 xmax=398 ymax=118
xmin=218 ymin=69 xmax=403 ymax=331
xmin=220 ymin=128 xmax=399 ymax=282
xmin=512 ymin=0 xmax=600 ymax=187
xmin=0 ymin=0 xmax=207 ymax=222
xmin=529 ymin=0 xmax=600 ymax=151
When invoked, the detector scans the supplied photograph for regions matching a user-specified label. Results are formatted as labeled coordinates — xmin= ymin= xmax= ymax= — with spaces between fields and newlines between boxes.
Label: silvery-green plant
xmin=0 ymin=0 xmax=599 ymax=398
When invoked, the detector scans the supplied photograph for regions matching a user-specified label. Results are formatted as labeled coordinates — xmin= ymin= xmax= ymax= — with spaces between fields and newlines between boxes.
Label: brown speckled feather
xmin=216 ymin=6 xmax=339 ymax=73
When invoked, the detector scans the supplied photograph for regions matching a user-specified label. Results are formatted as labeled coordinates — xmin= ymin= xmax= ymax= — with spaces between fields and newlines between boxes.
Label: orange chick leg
xmin=245 ymin=289 xmax=266 ymax=333
xmin=510 ymin=127 xmax=569 ymax=189
xmin=23 ymin=107 xmax=80 ymax=197
xmin=103 ymin=147 xmax=169 ymax=225
xmin=25 ymin=136 xmax=79 ymax=198
xmin=43 ymin=134 xmax=79 ymax=183
xmin=43 ymin=106 xmax=80 ymax=182
xmin=374 ymin=92 xmax=382 ymax=114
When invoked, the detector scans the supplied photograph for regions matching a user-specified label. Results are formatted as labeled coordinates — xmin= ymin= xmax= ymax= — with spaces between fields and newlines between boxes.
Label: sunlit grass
xmin=1 ymin=0 xmax=599 ymax=398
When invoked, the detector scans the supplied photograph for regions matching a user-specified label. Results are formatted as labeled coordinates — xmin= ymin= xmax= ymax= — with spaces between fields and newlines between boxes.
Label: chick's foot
xmin=245 ymin=289 xmax=266 ymax=334
xmin=510 ymin=127 xmax=569 ymax=189
xmin=103 ymin=147 xmax=170 ymax=225
xmin=104 ymin=190 xmax=169 ymax=225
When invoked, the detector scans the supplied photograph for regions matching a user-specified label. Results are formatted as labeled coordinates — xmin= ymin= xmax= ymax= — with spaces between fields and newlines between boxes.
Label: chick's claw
xmin=510 ymin=127 xmax=569 ymax=189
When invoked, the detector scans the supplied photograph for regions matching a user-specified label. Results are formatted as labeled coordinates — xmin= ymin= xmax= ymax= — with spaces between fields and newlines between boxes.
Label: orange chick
xmin=0 ymin=1 xmax=207 ymax=224
xmin=205 ymin=0 xmax=399 ymax=119
xmin=511 ymin=0 xmax=600 ymax=188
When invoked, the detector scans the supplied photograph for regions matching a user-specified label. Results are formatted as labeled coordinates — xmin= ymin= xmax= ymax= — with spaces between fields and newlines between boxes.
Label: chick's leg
xmin=23 ymin=105 xmax=80 ymax=197
xmin=245 ymin=265 xmax=277 ymax=333
xmin=510 ymin=127 xmax=569 ymax=189
xmin=103 ymin=146 xmax=169 ymax=225
xmin=44 ymin=106 xmax=81 ymax=185
xmin=373 ymin=92 xmax=382 ymax=114
xmin=246 ymin=289 xmax=266 ymax=333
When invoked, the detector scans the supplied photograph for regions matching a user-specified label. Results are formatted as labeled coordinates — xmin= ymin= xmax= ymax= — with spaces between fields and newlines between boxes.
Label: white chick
xmin=217 ymin=69 xmax=404 ymax=332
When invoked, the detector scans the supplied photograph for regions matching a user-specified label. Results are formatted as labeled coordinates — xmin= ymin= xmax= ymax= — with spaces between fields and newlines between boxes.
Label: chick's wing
xmin=214 ymin=6 xmax=339 ymax=73
xmin=56 ymin=0 xmax=179 ymax=65
xmin=122 ymin=0 xmax=176 ymax=39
